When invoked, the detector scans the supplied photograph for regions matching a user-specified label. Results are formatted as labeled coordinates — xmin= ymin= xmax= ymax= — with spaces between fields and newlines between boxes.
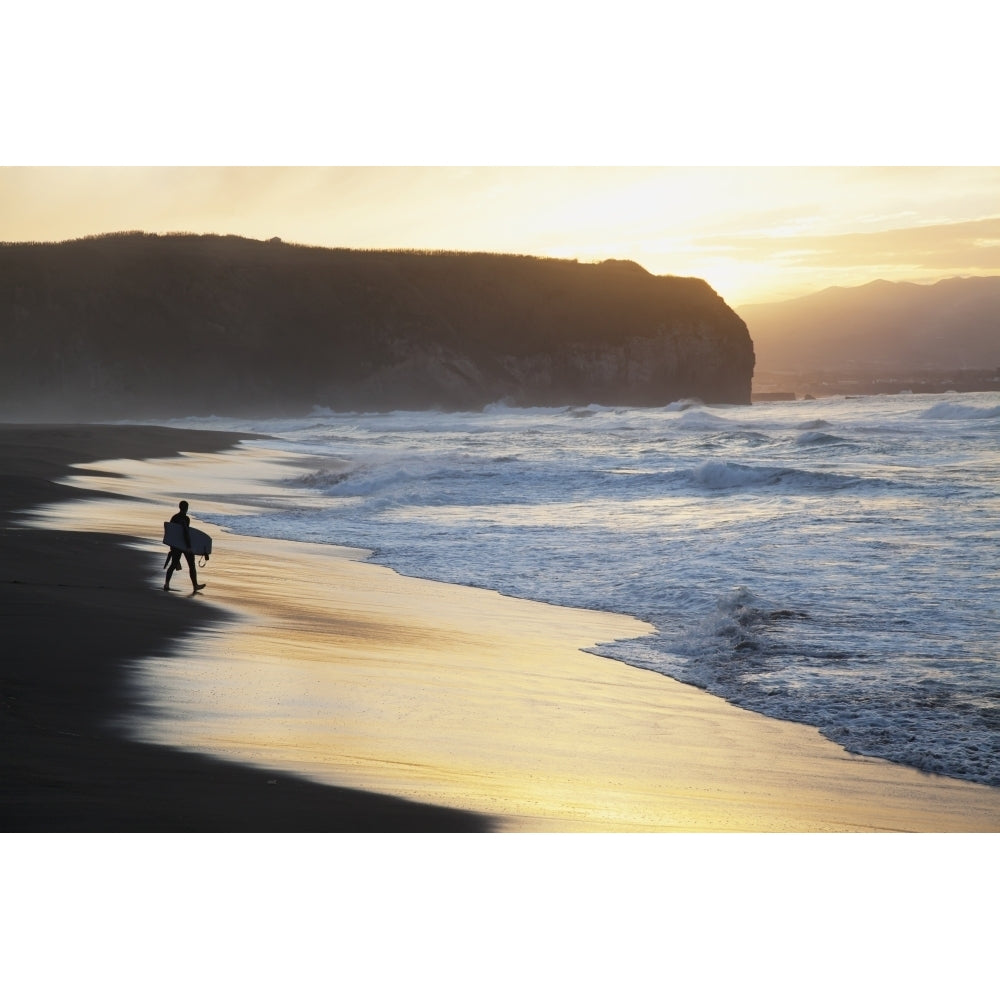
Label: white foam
xmin=174 ymin=391 xmax=1000 ymax=787
xmin=922 ymin=400 xmax=1000 ymax=421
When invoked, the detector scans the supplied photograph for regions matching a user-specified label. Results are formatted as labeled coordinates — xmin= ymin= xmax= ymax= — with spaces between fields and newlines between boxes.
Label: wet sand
xmin=4 ymin=423 xmax=1000 ymax=832
xmin=0 ymin=425 xmax=490 ymax=831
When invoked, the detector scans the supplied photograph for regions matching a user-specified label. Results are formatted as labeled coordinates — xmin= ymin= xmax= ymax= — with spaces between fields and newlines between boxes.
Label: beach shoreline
xmin=0 ymin=424 xmax=492 ymax=831
xmin=4 ymin=422 xmax=1000 ymax=832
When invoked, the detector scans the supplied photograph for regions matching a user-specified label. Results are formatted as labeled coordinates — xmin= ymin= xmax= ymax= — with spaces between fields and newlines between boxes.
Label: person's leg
xmin=164 ymin=549 xmax=181 ymax=590
xmin=185 ymin=551 xmax=204 ymax=593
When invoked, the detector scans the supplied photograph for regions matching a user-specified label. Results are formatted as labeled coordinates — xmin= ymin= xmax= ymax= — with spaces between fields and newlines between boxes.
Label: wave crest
xmin=922 ymin=400 xmax=1000 ymax=420
xmin=691 ymin=459 xmax=870 ymax=493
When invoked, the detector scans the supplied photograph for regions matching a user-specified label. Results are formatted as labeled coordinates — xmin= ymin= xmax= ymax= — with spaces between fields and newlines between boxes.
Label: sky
xmin=3 ymin=165 xmax=1000 ymax=305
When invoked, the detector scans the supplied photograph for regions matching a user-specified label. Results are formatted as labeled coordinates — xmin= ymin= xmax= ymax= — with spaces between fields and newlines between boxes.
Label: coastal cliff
xmin=0 ymin=233 xmax=754 ymax=419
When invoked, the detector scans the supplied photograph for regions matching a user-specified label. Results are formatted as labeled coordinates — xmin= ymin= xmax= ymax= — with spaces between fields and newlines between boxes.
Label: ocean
xmin=168 ymin=391 xmax=1000 ymax=787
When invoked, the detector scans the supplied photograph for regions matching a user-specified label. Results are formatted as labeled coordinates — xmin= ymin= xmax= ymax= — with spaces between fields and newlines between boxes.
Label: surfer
xmin=164 ymin=500 xmax=207 ymax=594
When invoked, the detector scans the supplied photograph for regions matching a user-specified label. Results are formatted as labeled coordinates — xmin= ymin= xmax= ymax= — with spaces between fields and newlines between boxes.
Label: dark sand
xmin=0 ymin=424 xmax=492 ymax=831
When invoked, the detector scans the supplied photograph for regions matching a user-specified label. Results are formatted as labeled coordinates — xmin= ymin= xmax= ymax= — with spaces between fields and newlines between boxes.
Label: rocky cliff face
xmin=0 ymin=234 xmax=754 ymax=419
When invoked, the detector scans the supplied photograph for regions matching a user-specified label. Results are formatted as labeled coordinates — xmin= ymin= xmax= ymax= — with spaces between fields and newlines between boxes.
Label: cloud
xmin=695 ymin=216 xmax=1000 ymax=273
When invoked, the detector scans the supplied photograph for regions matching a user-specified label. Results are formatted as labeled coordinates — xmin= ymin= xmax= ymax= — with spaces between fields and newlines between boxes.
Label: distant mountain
xmin=740 ymin=276 xmax=1000 ymax=375
xmin=0 ymin=233 xmax=754 ymax=420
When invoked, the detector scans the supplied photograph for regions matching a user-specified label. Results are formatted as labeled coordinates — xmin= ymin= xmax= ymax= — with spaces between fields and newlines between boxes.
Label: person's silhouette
xmin=164 ymin=500 xmax=206 ymax=594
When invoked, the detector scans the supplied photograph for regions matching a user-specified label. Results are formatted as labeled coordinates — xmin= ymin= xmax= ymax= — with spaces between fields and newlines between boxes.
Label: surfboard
xmin=162 ymin=521 xmax=213 ymax=556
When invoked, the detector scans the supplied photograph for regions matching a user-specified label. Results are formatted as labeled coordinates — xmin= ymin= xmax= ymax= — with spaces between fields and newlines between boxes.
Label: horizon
xmin=9 ymin=223 xmax=1000 ymax=309
xmin=3 ymin=167 xmax=1000 ymax=307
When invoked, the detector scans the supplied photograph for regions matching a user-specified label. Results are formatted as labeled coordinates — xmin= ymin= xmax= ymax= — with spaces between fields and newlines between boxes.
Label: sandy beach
xmin=1 ymin=425 xmax=488 ymax=831
xmin=4 ymin=423 xmax=1000 ymax=832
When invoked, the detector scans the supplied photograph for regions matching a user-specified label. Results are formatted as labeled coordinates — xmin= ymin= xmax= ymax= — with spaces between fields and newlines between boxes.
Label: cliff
xmin=0 ymin=233 xmax=754 ymax=419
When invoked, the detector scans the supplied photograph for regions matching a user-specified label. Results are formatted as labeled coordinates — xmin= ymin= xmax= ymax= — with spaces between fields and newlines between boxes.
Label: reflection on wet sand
xmin=29 ymin=446 xmax=1000 ymax=832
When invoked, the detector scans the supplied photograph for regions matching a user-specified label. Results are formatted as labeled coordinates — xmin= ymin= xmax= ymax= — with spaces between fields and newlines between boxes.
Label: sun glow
xmin=2 ymin=166 xmax=1000 ymax=305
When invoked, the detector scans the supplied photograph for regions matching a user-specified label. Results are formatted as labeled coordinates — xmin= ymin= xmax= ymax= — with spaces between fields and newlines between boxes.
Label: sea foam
xmin=188 ymin=391 xmax=1000 ymax=786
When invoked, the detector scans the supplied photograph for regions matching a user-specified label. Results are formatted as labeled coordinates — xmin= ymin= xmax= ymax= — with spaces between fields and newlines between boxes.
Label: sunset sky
xmin=4 ymin=166 xmax=999 ymax=305
xmin=5 ymin=7 xmax=998 ymax=307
